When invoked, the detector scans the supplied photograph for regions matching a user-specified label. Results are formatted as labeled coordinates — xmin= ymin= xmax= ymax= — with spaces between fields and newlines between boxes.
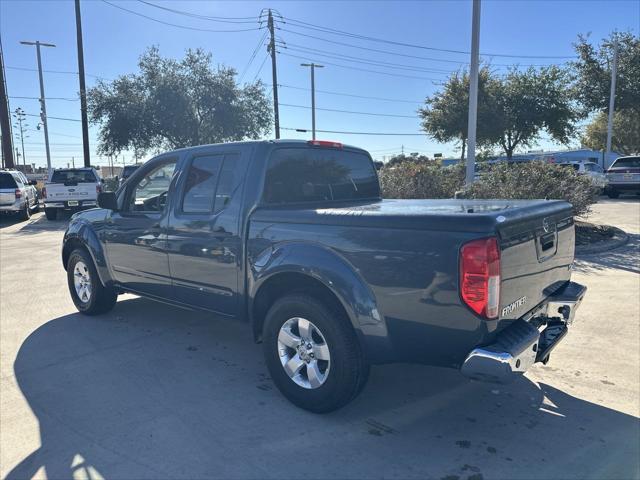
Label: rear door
xmin=167 ymin=148 xmax=250 ymax=315
xmin=0 ymin=173 xmax=17 ymax=206
xmin=497 ymin=204 xmax=574 ymax=319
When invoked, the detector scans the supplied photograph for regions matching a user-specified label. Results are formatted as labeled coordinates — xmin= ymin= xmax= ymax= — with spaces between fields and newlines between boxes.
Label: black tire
xmin=19 ymin=202 xmax=30 ymax=221
xmin=263 ymin=294 xmax=369 ymax=413
xmin=607 ymin=190 xmax=620 ymax=199
xmin=45 ymin=208 xmax=57 ymax=220
xmin=32 ymin=201 xmax=40 ymax=213
xmin=67 ymin=248 xmax=118 ymax=315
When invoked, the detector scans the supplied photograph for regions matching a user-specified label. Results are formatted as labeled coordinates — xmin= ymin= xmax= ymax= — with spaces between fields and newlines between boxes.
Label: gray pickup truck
xmin=62 ymin=140 xmax=586 ymax=412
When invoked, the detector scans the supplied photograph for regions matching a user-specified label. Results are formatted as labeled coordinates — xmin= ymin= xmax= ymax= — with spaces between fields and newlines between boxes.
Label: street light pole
xmin=301 ymin=63 xmax=324 ymax=140
xmin=605 ymin=39 xmax=618 ymax=160
xmin=20 ymin=40 xmax=55 ymax=175
xmin=465 ymin=0 xmax=481 ymax=186
xmin=13 ymin=107 xmax=27 ymax=167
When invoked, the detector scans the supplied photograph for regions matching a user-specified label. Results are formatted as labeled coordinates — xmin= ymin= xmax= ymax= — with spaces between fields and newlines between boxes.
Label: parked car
xmin=42 ymin=168 xmax=102 ymax=220
xmin=0 ymin=170 xmax=39 ymax=220
xmin=119 ymin=164 xmax=141 ymax=188
xmin=62 ymin=140 xmax=586 ymax=412
xmin=605 ymin=155 xmax=640 ymax=198
xmin=558 ymin=161 xmax=607 ymax=191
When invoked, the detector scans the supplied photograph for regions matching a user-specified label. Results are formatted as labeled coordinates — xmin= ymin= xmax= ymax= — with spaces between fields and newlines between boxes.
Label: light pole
xmin=301 ymin=63 xmax=324 ymax=140
xmin=13 ymin=107 xmax=28 ymax=167
xmin=605 ymin=39 xmax=619 ymax=161
xmin=465 ymin=0 xmax=481 ymax=185
xmin=20 ymin=40 xmax=55 ymax=175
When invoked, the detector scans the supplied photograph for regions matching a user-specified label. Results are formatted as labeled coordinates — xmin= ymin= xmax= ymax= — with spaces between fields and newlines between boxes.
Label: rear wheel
xmin=262 ymin=294 xmax=369 ymax=413
xmin=20 ymin=202 xmax=31 ymax=221
xmin=45 ymin=208 xmax=57 ymax=220
xmin=607 ymin=190 xmax=620 ymax=199
xmin=67 ymin=248 xmax=118 ymax=315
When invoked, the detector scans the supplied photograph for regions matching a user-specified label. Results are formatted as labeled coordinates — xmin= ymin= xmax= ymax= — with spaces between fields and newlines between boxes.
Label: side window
xmin=129 ymin=159 xmax=177 ymax=213
xmin=181 ymin=155 xmax=224 ymax=213
xmin=214 ymin=153 xmax=242 ymax=214
xmin=12 ymin=174 xmax=24 ymax=186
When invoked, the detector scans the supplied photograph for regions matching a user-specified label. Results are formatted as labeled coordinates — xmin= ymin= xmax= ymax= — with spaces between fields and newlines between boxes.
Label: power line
xmin=6 ymin=65 xmax=108 ymax=80
xmin=280 ymin=102 xmax=417 ymax=118
xmin=252 ymin=53 xmax=270 ymax=82
xmin=25 ymin=113 xmax=81 ymax=122
xmin=279 ymin=51 xmax=441 ymax=81
xmin=283 ymin=127 xmax=425 ymax=136
xmin=10 ymin=95 xmax=79 ymax=101
xmin=101 ymin=0 xmax=263 ymax=33
xmin=278 ymin=84 xmax=421 ymax=104
xmin=136 ymin=0 xmax=260 ymax=23
xmin=239 ymin=31 xmax=268 ymax=83
xmin=279 ymin=43 xmax=453 ymax=74
xmin=280 ymin=16 xmax=576 ymax=59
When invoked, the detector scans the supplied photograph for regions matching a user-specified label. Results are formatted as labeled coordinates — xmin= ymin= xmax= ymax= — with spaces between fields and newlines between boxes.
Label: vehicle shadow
xmin=0 ymin=212 xmax=69 ymax=235
xmin=574 ymin=232 xmax=640 ymax=275
xmin=5 ymin=297 xmax=640 ymax=480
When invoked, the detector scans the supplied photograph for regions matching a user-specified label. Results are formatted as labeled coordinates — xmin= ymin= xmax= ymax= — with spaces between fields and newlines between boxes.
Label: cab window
xmin=129 ymin=159 xmax=177 ymax=213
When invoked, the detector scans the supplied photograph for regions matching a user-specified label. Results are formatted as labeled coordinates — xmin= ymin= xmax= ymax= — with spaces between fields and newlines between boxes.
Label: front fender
xmin=249 ymin=241 xmax=394 ymax=363
xmin=63 ymin=214 xmax=113 ymax=287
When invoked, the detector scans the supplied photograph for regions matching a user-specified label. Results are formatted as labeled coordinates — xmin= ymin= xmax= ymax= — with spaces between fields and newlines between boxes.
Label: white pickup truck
xmin=43 ymin=168 xmax=103 ymax=220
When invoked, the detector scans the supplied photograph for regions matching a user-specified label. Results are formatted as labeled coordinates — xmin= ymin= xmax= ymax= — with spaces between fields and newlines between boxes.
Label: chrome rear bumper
xmin=461 ymin=281 xmax=586 ymax=383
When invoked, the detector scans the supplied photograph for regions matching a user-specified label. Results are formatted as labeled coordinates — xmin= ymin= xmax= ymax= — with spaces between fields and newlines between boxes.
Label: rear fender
xmin=249 ymin=242 xmax=393 ymax=363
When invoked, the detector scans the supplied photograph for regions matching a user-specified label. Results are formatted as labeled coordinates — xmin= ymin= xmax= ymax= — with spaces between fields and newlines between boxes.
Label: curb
xmin=575 ymin=226 xmax=629 ymax=256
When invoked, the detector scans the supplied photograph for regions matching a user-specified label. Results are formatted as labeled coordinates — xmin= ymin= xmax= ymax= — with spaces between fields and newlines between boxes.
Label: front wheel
xmin=262 ymin=294 xmax=369 ymax=413
xmin=67 ymin=248 xmax=118 ymax=315
xmin=45 ymin=208 xmax=58 ymax=220
xmin=607 ymin=189 xmax=620 ymax=199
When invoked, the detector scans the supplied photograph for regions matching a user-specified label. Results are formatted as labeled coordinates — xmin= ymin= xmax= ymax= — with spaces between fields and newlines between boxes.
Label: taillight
xmin=42 ymin=187 xmax=47 ymax=199
xmin=307 ymin=140 xmax=343 ymax=148
xmin=14 ymin=189 xmax=21 ymax=199
xmin=460 ymin=237 xmax=501 ymax=319
xmin=96 ymin=184 xmax=102 ymax=194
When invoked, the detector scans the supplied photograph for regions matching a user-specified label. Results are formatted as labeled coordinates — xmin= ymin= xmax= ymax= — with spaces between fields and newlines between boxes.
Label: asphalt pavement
xmin=1 ymin=198 xmax=638 ymax=480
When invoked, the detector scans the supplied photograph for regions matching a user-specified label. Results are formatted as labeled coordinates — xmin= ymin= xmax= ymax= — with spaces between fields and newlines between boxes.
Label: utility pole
xmin=21 ymin=40 xmax=55 ymax=175
xmin=75 ymin=0 xmax=91 ymax=167
xmin=605 ymin=39 xmax=618 ymax=162
xmin=465 ymin=0 xmax=481 ymax=185
xmin=267 ymin=10 xmax=280 ymax=139
xmin=13 ymin=107 xmax=28 ymax=167
xmin=0 ymin=36 xmax=15 ymax=168
xmin=300 ymin=63 xmax=324 ymax=140
xmin=72 ymin=156 xmax=75 ymax=168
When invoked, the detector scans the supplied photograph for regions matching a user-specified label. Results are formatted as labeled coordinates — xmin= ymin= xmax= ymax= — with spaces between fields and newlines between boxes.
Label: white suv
xmin=0 ymin=170 xmax=39 ymax=220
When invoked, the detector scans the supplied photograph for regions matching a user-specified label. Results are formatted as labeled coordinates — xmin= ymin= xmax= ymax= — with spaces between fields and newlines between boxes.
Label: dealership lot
xmin=1 ymin=200 xmax=639 ymax=480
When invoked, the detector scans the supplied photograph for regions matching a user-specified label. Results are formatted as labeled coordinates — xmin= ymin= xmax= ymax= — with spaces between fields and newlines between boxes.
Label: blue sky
xmin=1 ymin=0 xmax=638 ymax=169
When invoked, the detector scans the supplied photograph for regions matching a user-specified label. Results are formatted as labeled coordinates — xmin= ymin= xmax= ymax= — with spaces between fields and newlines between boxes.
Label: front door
xmin=167 ymin=150 xmax=249 ymax=315
xmin=104 ymin=157 xmax=178 ymax=299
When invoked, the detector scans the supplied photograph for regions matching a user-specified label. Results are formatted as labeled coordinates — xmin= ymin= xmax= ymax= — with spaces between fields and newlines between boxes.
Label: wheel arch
xmin=62 ymin=223 xmax=113 ymax=286
xmin=248 ymin=243 xmax=394 ymax=363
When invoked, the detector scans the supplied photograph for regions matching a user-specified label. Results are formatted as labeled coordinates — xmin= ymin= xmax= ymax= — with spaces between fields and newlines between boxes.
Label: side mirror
xmin=29 ymin=180 xmax=38 ymax=186
xmin=98 ymin=191 xmax=119 ymax=211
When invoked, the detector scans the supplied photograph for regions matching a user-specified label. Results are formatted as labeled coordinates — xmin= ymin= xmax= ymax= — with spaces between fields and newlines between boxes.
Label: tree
xmin=88 ymin=47 xmax=272 ymax=156
xmin=582 ymin=108 xmax=640 ymax=155
xmin=572 ymin=32 xmax=640 ymax=114
xmin=419 ymin=67 xmax=499 ymax=159
xmin=488 ymin=66 xmax=579 ymax=160
xmin=386 ymin=152 xmax=431 ymax=167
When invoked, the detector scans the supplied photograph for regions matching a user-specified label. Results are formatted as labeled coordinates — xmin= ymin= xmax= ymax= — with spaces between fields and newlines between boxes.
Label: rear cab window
xmin=263 ymin=146 xmax=380 ymax=205
xmin=0 ymin=173 xmax=18 ymax=189
xmin=611 ymin=157 xmax=640 ymax=169
xmin=50 ymin=169 xmax=98 ymax=184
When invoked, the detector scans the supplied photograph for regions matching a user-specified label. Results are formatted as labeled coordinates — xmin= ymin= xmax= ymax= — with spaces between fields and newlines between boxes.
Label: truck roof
xmin=158 ymin=139 xmax=369 ymax=156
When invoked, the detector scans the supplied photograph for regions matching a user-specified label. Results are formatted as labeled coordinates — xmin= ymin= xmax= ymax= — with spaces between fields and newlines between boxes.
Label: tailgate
xmin=46 ymin=183 xmax=97 ymax=201
xmin=497 ymin=204 xmax=574 ymax=320
xmin=0 ymin=189 xmax=16 ymax=206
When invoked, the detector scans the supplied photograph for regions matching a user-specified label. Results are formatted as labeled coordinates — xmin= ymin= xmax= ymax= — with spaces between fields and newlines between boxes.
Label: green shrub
xmin=465 ymin=161 xmax=598 ymax=217
xmin=379 ymin=161 xmax=465 ymax=199
xmin=379 ymin=160 xmax=598 ymax=217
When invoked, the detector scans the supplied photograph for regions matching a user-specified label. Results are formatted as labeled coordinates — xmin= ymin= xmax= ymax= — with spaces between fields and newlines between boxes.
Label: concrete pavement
xmin=1 ymin=200 xmax=638 ymax=480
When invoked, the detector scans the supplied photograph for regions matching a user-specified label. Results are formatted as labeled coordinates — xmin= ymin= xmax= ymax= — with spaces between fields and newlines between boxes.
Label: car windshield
xmin=50 ymin=169 xmax=97 ymax=184
xmin=611 ymin=157 xmax=640 ymax=169
xmin=0 ymin=173 xmax=17 ymax=189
